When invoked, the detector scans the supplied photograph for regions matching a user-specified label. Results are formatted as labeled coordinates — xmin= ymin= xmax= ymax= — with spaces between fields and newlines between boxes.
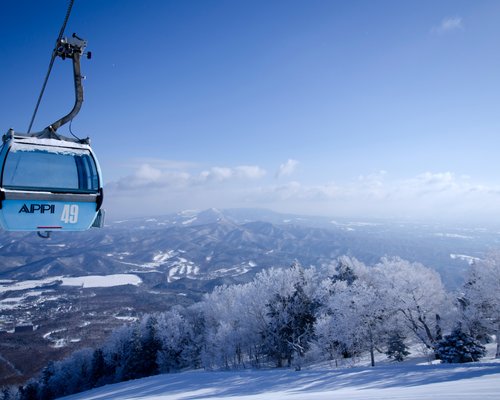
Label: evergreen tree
xmin=90 ymin=348 xmax=106 ymax=387
xmin=120 ymin=326 xmax=144 ymax=381
xmin=262 ymin=278 xmax=317 ymax=369
xmin=18 ymin=381 xmax=39 ymax=400
xmin=0 ymin=388 xmax=8 ymax=400
xmin=459 ymin=256 xmax=500 ymax=357
xmin=288 ymin=282 xmax=317 ymax=369
xmin=457 ymin=295 xmax=490 ymax=343
xmin=331 ymin=257 xmax=358 ymax=286
xmin=140 ymin=315 xmax=162 ymax=376
xmin=436 ymin=326 xmax=486 ymax=363
xmin=39 ymin=361 xmax=56 ymax=400
xmin=386 ymin=333 xmax=410 ymax=362
xmin=263 ymin=292 xmax=292 ymax=367
xmin=1 ymin=387 xmax=16 ymax=400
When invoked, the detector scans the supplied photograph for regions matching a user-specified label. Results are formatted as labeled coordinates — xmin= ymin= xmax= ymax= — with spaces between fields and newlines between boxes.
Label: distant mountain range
xmin=1 ymin=208 xmax=498 ymax=289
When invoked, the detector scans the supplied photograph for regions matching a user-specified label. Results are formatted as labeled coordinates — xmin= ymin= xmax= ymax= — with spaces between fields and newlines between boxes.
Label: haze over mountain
xmin=1 ymin=208 xmax=497 ymax=290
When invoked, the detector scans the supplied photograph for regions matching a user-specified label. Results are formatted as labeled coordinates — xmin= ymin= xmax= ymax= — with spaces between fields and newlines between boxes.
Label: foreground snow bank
xmin=61 ymin=361 xmax=500 ymax=400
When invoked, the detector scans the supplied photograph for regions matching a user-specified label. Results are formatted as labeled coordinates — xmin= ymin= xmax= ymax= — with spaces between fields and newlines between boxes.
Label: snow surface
xmin=60 ymin=361 xmax=500 ymax=400
xmin=450 ymin=253 xmax=482 ymax=265
xmin=0 ymin=274 xmax=142 ymax=294
xmin=434 ymin=233 xmax=473 ymax=240
xmin=60 ymin=274 xmax=142 ymax=288
xmin=10 ymin=138 xmax=91 ymax=152
xmin=182 ymin=217 xmax=198 ymax=225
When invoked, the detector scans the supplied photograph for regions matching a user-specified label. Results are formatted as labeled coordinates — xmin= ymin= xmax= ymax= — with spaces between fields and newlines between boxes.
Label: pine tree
xmin=288 ymin=282 xmax=317 ymax=370
xmin=262 ymin=279 xmax=317 ymax=369
xmin=39 ymin=361 xmax=56 ymax=400
xmin=1 ymin=387 xmax=16 ymax=400
xmin=120 ymin=326 xmax=144 ymax=381
xmin=19 ymin=381 xmax=40 ymax=400
xmin=386 ymin=333 xmax=410 ymax=362
xmin=90 ymin=348 xmax=106 ymax=387
xmin=263 ymin=292 xmax=292 ymax=367
xmin=436 ymin=327 xmax=486 ymax=363
xmin=331 ymin=258 xmax=358 ymax=286
xmin=140 ymin=315 xmax=161 ymax=376
xmin=459 ymin=256 xmax=500 ymax=357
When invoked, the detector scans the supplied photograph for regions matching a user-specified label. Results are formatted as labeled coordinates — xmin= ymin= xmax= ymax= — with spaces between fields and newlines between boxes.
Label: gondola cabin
xmin=0 ymin=129 xmax=104 ymax=232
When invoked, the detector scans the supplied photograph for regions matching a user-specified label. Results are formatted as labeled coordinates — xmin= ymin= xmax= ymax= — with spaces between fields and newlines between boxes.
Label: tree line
xmin=4 ymin=254 xmax=499 ymax=400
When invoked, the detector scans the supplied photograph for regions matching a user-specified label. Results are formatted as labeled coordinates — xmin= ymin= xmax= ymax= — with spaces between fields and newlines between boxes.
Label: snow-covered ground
xmin=0 ymin=274 xmax=143 ymax=312
xmin=60 ymin=274 xmax=142 ymax=288
xmin=61 ymin=359 xmax=500 ymax=400
xmin=0 ymin=274 xmax=142 ymax=294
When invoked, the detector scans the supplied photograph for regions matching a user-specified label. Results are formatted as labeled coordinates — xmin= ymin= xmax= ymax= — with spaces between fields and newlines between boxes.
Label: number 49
xmin=61 ymin=204 xmax=79 ymax=224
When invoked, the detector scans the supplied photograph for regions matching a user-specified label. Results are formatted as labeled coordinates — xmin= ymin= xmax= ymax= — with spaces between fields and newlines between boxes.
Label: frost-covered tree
xmin=0 ymin=386 xmax=17 ymax=400
xmin=18 ymin=381 xmax=39 ymax=400
xmin=263 ymin=292 xmax=294 ymax=367
xmin=260 ymin=264 xmax=317 ymax=369
xmin=262 ymin=281 xmax=316 ymax=368
xmin=200 ymin=283 xmax=260 ymax=369
xmin=200 ymin=263 xmax=317 ymax=369
xmin=374 ymin=257 xmax=450 ymax=351
xmin=119 ymin=325 xmax=144 ymax=381
xmin=287 ymin=281 xmax=318 ymax=369
xmin=316 ymin=256 xmax=450 ymax=365
xmin=333 ymin=280 xmax=390 ymax=366
xmin=54 ymin=349 xmax=93 ymax=396
xmin=90 ymin=348 xmax=106 ymax=387
xmin=459 ymin=254 xmax=500 ymax=358
xmin=316 ymin=258 xmax=394 ymax=366
xmin=22 ymin=348 xmax=95 ymax=400
xmin=315 ymin=287 xmax=351 ymax=363
xmin=101 ymin=324 xmax=135 ymax=382
xmin=328 ymin=256 xmax=367 ymax=286
xmin=39 ymin=362 xmax=56 ymax=400
xmin=138 ymin=315 xmax=162 ymax=376
xmin=157 ymin=308 xmax=200 ymax=372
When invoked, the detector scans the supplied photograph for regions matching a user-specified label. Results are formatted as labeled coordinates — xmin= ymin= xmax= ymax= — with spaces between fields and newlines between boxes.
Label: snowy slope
xmin=61 ymin=361 xmax=500 ymax=400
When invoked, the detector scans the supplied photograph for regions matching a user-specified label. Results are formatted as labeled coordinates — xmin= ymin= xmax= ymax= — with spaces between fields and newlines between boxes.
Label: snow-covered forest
xmin=9 ymin=255 xmax=500 ymax=400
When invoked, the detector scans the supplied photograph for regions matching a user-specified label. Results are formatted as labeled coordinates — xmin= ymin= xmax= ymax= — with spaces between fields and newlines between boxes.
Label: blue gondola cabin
xmin=0 ymin=129 xmax=104 ymax=232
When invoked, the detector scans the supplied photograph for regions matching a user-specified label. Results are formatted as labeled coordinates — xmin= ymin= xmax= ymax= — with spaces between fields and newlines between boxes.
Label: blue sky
xmin=1 ymin=0 xmax=500 ymax=223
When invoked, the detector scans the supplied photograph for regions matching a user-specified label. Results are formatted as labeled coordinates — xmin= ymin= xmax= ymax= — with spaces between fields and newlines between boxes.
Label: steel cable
xmin=27 ymin=0 xmax=75 ymax=133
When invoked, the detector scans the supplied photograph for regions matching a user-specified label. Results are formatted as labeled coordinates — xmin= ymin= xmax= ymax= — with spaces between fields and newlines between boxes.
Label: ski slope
xmin=61 ymin=360 xmax=500 ymax=400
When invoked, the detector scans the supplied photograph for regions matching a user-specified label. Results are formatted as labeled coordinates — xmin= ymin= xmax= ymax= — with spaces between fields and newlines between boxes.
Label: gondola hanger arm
xmin=48 ymin=33 xmax=90 ymax=133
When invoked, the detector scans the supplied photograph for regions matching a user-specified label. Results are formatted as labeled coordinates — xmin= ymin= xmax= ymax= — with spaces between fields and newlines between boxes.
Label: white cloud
xmin=108 ymin=163 xmax=191 ymax=190
xmin=105 ymin=165 xmax=500 ymax=224
xmin=240 ymin=171 xmax=500 ymax=222
xmin=127 ymin=158 xmax=199 ymax=170
xmin=135 ymin=164 xmax=162 ymax=182
xmin=235 ymin=165 xmax=267 ymax=179
xmin=276 ymin=159 xmax=299 ymax=178
xmin=406 ymin=171 xmax=458 ymax=195
xmin=200 ymin=165 xmax=266 ymax=182
xmin=433 ymin=16 xmax=463 ymax=34
xmin=200 ymin=167 xmax=234 ymax=182
xmin=110 ymin=162 xmax=267 ymax=191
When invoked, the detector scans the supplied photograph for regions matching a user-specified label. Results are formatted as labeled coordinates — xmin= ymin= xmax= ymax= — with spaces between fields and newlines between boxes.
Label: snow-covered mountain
xmin=1 ymin=208 xmax=496 ymax=287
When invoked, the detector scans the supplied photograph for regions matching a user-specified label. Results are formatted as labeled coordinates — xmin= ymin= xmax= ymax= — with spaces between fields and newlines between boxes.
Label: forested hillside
xmin=11 ymin=255 xmax=499 ymax=400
